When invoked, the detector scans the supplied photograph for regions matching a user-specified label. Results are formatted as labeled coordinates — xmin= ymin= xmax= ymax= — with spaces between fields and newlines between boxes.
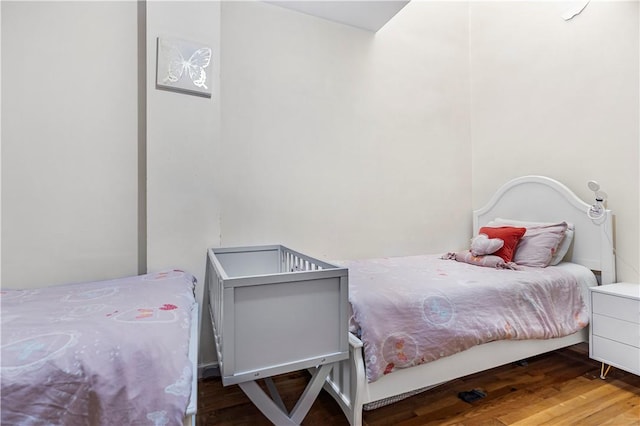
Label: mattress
xmin=1 ymin=270 xmax=196 ymax=425
xmin=338 ymin=255 xmax=597 ymax=383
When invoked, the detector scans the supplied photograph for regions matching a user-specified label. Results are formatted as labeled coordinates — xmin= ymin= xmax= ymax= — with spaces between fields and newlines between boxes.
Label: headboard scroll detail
xmin=473 ymin=176 xmax=615 ymax=284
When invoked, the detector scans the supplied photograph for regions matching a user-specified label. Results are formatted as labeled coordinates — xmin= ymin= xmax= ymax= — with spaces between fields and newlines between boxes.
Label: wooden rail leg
xmin=265 ymin=377 xmax=287 ymax=412
xmin=238 ymin=363 xmax=335 ymax=425
xmin=238 ymin=380 xmax=296 ymax=425
xmin=600 ymin=362 xmax=612 ymax=379
xmin=290 ymin=363 xmax=334 ymax=424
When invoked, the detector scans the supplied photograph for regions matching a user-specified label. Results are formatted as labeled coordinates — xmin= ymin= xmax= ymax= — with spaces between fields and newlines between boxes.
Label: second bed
xmin=322 ymin=175 xmax=616 ymax=425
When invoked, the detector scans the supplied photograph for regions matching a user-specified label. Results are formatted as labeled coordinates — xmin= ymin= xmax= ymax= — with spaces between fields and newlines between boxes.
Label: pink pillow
xmin=490 ymin=218 xmax=573 ymax=265
xmin=479 ymin=226 xmax=526 ymax=263
xmin=512 ymin=222 xmax=568 ymax=267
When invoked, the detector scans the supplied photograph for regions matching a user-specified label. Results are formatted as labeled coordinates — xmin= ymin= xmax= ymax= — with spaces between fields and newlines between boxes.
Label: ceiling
xmin=264 ymin=1 xmax=410 ymax=32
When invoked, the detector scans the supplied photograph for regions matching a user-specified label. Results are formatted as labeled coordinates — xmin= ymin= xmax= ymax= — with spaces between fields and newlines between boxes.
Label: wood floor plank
xmin=579 ymin=392 xmax=640 ymax=425
xmin=599 ymin=402 xmax=640 ymax=426
xmin=495 ymin=376 xmax=595 ymax=424
xmin=196 ymin=344 xmax=640 ymax=425
xmin=509 ymin=380 xmax=638 ymax=426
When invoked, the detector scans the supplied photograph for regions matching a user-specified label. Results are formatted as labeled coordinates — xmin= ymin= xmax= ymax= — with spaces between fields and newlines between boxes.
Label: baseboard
xmin=198 ymin=362 xmax=220 ymax=379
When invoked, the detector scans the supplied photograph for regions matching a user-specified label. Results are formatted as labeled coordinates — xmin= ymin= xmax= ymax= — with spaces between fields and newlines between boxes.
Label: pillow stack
xmin=477 ymin=226 xmax=527 ymax=264
xmin=477 ymin=219 xmax=573 ymax=268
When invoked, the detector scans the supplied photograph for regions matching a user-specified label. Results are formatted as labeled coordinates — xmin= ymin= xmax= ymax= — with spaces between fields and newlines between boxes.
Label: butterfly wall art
xmin=156 ymin=36 xmax=213 ymax=98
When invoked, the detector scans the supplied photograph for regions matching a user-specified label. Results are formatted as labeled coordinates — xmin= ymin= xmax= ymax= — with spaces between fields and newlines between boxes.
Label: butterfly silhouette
xmin=162 ymin=41 xmax=212 ymax=89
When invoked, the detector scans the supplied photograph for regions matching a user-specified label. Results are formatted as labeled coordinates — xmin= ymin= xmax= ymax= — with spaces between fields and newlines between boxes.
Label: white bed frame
xmin=184 ymin=303 xmax=199 ymax=426
xmin=322 ymin=175 xmax=616 ymax=425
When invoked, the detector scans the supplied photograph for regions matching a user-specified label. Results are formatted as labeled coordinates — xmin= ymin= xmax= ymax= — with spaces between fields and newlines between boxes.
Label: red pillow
xmin=478 ymin=226 xmax=527 ymax=263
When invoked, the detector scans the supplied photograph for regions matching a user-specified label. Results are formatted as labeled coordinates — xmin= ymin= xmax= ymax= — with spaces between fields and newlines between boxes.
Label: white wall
xmin=1 ymin=1 xmax=3 ymax=281
xmin=146 ymin=0 xmax=222 ymax=368
xmin=1 ymin=1 xmax=139 ymax=287
xmin=469 ymin=1 xmax=639 ymax=282
xmin=220 ymin=1 xmax=472 ymax=261
xmin=1 ymin=0 xmax=222 ymax=366
xmin=2 ymin=0 xmax=638 ymax=369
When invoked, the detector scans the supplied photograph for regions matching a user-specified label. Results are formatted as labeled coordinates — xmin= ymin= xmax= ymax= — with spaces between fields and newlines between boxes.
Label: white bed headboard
xmin=473 ymin=176 xmax=615 ymax=284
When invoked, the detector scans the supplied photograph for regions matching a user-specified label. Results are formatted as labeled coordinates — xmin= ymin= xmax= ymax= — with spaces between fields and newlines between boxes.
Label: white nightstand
xmin=589 ymin=283 xmax=640 ymax=378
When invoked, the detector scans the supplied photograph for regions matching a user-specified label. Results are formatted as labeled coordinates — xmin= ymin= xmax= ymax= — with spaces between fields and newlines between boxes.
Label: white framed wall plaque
xmin=156 ymin=36 xmax=212 ymax=98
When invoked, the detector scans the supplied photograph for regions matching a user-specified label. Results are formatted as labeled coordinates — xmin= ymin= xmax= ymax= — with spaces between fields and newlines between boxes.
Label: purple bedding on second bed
xmin=338 ymin=255 xmax=592 ymax=383
xmin=1 ymin=270 xmax=196 ymax=425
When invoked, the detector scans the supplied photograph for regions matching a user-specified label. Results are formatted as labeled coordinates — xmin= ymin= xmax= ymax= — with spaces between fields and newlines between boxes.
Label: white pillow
xmin=490 ymin=218 xmax=574 ymax=266
xmin=470 ymin=233 xmax=504 ymax=256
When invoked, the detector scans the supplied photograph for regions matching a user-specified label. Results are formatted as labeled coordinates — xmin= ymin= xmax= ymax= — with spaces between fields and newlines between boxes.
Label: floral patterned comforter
xmin=338 ymin=255 xmax=595 ymax=383
xmin=1 ymin=270 xmax=196 ymax=425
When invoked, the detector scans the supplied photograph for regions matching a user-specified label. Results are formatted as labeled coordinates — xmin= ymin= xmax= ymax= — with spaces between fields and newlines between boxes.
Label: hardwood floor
xmin=196 ymin=344 xmax=640 ymax=425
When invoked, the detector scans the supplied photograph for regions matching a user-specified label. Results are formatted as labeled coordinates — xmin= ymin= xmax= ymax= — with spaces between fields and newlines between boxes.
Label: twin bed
xmin=321 ymin=175 xmax=616 ymax=425
xmin=1 ymin=270 xmax=199 ymax=425
xmin=1 ymin=175 xmax=615 ymax=426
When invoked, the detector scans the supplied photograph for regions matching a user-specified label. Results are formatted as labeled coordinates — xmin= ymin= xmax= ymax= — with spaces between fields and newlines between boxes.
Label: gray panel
xmin=216 ymin=249 xmax=281 ymax=278
xmin=234 ymin=278 xmax=342 ymax=374
xmin=205 ymin=245 xmax=349 ymax=385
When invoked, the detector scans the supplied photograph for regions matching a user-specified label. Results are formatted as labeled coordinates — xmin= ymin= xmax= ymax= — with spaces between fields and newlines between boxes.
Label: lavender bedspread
xmin=338 ymin=255 xmax=591 ymax=383
xmin=1 ymin=270 xmax=196 ymax=425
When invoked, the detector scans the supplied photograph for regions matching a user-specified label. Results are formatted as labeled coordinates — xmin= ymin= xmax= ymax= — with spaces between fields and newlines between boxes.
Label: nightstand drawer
xmin=592 ymin=292 xmax=640 ymax=324
xmin=592 ymin=313 xmax=640 ymax=348
xmin=591 ymin=336 xmax=640 ymax=375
